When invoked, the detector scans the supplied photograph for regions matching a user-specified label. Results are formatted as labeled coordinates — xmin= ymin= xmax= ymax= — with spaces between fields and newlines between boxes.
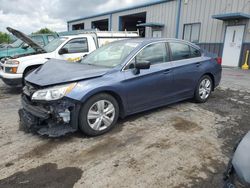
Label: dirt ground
xmin=0 ymin=68 xmax=250 ymax=188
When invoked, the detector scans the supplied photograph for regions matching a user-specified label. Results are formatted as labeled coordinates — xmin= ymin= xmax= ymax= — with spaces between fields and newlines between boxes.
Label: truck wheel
xmin=194 ymin=75 xmax=212 ymax=103
xmin=79 ymin=93 xmax=119 ymax=136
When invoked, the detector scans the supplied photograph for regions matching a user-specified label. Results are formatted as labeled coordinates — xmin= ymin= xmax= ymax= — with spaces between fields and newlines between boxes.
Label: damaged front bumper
xmin=19 ymin=95 xmax=81 ymax=137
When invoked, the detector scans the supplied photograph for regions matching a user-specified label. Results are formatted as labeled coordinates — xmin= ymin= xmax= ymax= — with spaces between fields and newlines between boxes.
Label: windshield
xmin=44 ymin=37 xmax=67 ymax=52
xmin=9 ymin=39 xmax=23 ymax=48
xmin=81 ymin=41 xmax=139 ymax=68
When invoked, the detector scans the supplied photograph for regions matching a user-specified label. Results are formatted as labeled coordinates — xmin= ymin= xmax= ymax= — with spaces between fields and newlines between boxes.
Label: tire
xmin=194 ymin=75 xmax=213 ymax=103
xmin=79 ymin=93 xmax=119 ymax=136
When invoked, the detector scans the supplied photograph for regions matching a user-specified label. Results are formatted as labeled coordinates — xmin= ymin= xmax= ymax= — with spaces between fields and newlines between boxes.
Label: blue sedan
xmin=20 ymin=38 xmax=222 ymax=137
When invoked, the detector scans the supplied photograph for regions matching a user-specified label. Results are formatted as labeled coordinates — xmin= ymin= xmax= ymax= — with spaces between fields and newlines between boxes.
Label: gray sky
xmin=0 ymin=0 xmax=153 ymax=34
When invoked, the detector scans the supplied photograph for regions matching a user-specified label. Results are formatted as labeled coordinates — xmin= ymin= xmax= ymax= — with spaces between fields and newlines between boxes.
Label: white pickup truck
xmin=0 ymin=27 xmax=139 ymax=86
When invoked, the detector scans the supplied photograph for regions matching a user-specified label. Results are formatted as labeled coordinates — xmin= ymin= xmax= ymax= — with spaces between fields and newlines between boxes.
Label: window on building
xmin=92 ymin=19 xmax=109 ymax=31
xmin=183 ymin=23 xmax=201 ymax=43
xmin=72 ymin=23 xmax=85 ymax=30
xmin=63 ymin=38 xmax=88 ymax=53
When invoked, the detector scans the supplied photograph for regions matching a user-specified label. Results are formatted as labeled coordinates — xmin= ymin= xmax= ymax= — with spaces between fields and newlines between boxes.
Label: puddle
xmin=0 ymin=163 xmax=82 ymax=188
xmin=172 ymin=117 xmax=203 ymax=132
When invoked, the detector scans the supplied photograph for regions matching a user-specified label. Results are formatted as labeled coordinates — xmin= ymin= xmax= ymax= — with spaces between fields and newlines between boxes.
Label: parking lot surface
xmin=0 ymin=68 xmax=250 ymax=188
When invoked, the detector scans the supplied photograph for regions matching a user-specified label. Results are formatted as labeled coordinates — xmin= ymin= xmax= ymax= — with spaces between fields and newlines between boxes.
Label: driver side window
xmin=63 ymin=38 xmax=88 ymax=53
xmin=136 ymin=43 xmax=168 ymax=65
xmin=126 ymin=42 xmax=168 ymax=70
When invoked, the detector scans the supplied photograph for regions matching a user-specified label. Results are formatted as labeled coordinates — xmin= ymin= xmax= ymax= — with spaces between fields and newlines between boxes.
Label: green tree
xmin=33 ymin=28 xmax=55 ymax=34
xmin=0 ymin=32 xmax=11 ymax=44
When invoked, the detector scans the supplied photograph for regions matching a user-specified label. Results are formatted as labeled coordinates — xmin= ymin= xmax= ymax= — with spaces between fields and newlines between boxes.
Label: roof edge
xmin=67 ymin=0 xmax=172 ymax=23
xmin=212 ymin=12 xmax=250 ymax=20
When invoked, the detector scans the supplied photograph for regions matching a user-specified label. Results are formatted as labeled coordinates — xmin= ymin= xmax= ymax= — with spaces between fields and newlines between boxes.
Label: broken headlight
xmin=32 ymin=83 xmax=76 ymax=101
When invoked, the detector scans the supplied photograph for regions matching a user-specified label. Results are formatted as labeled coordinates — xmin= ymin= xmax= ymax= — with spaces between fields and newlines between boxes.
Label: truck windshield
xmin=81 ymin=41 xmax=139 ymax=68
xmin=9 ymin=39 xmax=23 ymax=48
xmin=44 ymin=37 xmax=67 ymax=53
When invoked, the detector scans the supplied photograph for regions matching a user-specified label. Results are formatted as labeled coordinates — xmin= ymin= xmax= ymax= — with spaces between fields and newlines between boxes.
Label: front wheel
xmin=194 ymin=75 xmax=212 ymax=103
xmin=79 ymin=93 xmax=119 ymax=136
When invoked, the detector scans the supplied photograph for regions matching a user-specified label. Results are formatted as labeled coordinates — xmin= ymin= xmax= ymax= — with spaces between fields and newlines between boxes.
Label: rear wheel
xmin=79 ymin=93 xmax=119 ymax=136
xmin=194 ymin=75 xmax=212 ymax=103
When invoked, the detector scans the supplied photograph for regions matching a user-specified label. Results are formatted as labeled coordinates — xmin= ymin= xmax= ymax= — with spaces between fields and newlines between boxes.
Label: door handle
xmin=163 ymin=69 xmax=172 ymax=74
xmin=195 ymin=62 xmax=201 ymax=67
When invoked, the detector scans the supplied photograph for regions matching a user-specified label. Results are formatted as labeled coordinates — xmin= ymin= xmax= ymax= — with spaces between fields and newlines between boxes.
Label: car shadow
xmin=0 ymin=84 xmax=22 ymax=96
xmin=110 ymin=99 xmax=194 ymax=135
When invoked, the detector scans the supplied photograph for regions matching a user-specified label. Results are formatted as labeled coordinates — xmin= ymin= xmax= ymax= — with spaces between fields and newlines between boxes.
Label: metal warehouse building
xmin=67 ymin=0 xmax=250 ymax=67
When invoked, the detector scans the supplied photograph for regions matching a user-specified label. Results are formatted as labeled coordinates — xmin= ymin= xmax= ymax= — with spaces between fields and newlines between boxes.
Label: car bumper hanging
xmin=19 ymin=95 xmax=80 ymax=137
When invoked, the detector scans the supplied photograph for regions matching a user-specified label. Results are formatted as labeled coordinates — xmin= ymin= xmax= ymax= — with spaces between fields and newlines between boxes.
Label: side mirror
xmin=135 ymin=60 xmax=151 ymax=69
xmin=58 ymin=48 xmax=68 ymax=55
xmin=22 ymin=43 xmax=29 ymax=49
xmin=133 ymin=58 xmax=150 ymax=75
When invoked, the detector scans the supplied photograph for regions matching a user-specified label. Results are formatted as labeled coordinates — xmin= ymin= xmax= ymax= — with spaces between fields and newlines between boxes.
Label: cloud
xmin=0 ymin=0 xmax=153 ymax=34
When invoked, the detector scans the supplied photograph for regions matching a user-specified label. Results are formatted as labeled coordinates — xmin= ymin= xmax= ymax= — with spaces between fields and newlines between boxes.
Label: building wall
xmin=179 ymin=0 xmax=250 ymax=65
xmin=179 ymin=0 xmax=250 ymax=43
xmin=111 ymin=0 xmax=178 ymax=38
xmin=68 ymin=0 xmax=250 ymax=66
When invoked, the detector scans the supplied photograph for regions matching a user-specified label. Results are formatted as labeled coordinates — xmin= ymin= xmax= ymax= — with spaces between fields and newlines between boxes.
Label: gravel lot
xmin=0 ymin=68 xmax=249 ymax=188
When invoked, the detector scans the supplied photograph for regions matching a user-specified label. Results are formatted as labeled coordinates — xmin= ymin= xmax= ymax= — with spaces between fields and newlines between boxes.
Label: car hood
xmin=25 ymin=59 xmax=111 ymax=87
xmin=7 ymin=27 xmax=47 ymax=53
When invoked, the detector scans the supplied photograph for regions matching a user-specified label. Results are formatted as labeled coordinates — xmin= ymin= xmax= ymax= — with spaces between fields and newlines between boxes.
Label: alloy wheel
xmin=199 ymin=78 xmax=212 ymax=100
xmin=87 ymin=100 xmax=115 ymax=131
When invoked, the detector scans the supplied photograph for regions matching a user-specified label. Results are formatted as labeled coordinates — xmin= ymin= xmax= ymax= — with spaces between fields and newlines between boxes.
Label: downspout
xmin=67 ymin=22 xmax=70 ymax=31
xmin=175 ymin=0 xmax=182 ymax=38
xmin=109 ymin=13 xmax=112 ymax=31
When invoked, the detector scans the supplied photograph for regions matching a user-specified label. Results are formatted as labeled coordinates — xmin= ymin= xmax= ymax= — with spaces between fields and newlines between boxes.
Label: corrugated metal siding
xmin=179 ymin=0 xmax=250 ymax=42
xmin=68 ymin=0 xmax=250 ymax=42
xmin=111 ymin=1 xmax=178 ymax=38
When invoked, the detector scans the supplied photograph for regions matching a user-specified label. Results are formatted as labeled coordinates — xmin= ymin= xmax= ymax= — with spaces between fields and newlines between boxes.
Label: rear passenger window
xmin=169 ymin=42 xmax=190 ymax=61
xmin=190 ymin=46 xmax=201 ymax=58
xmin=136 ymin=43 xmax=168 ymax=65
xmin=63 ymin=38 xmax=88 ymax=53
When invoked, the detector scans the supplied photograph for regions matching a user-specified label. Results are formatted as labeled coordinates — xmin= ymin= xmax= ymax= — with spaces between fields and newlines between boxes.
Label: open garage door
xmin=92 ymin=19 xmax=109 ymax=31
xmin=119 ymin=12 xmax=146 ymax=37
xmin=72 ymin=23 xmax=85 ymax=30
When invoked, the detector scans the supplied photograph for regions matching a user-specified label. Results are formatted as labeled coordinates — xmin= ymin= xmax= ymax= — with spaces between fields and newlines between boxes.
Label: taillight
xmin=216 ymin=57 xmax=222 ymax=65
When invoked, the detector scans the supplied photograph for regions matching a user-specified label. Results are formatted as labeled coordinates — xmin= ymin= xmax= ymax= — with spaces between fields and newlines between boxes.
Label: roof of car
xmin=118 ymin=38 xmax=200 ymax=48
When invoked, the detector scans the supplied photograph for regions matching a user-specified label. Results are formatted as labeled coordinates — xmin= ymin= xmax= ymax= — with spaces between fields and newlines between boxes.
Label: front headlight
xmin=31 ymin=83 xmax=77 ymax=101
xmin=5 ymin=59 xmax=20 ymax=65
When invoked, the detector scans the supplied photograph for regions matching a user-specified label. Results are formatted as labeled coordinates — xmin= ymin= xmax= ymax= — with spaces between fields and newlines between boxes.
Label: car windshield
xmin=9 ymin=39 xmax=23 ymax=48
xmin=44 ymin=37 xmax=67 ymax=52
xmin=81 ymin=41 xmax=139 ymax=68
